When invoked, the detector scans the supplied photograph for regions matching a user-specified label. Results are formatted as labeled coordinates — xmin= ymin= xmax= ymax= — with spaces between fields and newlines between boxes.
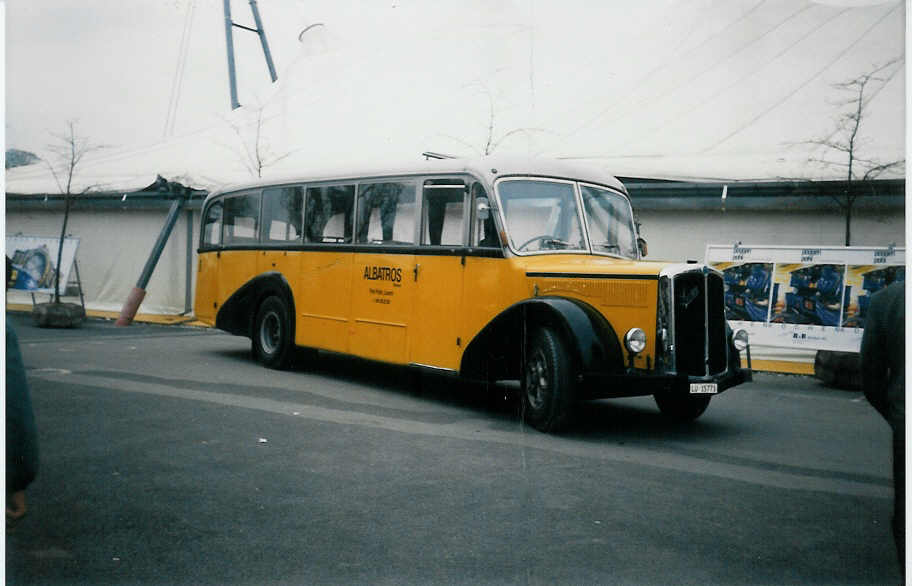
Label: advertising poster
xmin=6 ymin=235 xmax=80 ymax=295
xmin=706 ymin=244 xmax=904 ymax=352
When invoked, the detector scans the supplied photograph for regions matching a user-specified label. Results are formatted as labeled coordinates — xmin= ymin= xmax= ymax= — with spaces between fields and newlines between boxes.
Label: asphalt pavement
xmin=4 ymin=312 xmax=902 ymax=585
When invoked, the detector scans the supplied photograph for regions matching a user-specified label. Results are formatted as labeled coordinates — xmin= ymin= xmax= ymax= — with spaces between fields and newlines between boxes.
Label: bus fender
xmin=215 ymin=272 xmax=295 ymax=338
xmin=459 ymin=296 xmax=624 ymax=382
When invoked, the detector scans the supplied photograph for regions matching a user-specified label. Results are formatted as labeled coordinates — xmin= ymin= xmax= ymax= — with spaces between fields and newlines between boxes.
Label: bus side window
xmin=304 ymin=185 xmax=355 ymax=243
xmin=421 ymin=180 xmax=466 ymax=246
xmin=471 ymin=183 xmax=499 ymax=248
xmin=262 ymin=186 xmax=303 ymax=243
xmin=356 ymin=181 xmax=416 ymax=245
xmin=222 ymin=193 xmax=261 ymax=245
xmin=202 ymin=200 xmax=223 ymax=247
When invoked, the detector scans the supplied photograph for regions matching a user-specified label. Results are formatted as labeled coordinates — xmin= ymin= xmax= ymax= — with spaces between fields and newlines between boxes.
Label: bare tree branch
xmin=799 ymin=59 xmax=904 ymax=245
xmin=489 ymin=127 xmax=555 ymax=154
xmin=225 ymin=103 xmax=290 ymax=178
xmin=435 ymin=133 xmax=483 ymax=157
xmin=43 ymin=120 xmax=104 ymax=303
xmin=444 ymin=79 xmax=557 ymax=157
xmin=862 ymin=159 xmax=905 ymax=181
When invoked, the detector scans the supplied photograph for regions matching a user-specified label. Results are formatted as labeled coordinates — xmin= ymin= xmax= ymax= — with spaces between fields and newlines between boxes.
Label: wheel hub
xmin=260 ymin=311 xmax=281 ymax=355
xmin=525 ymin=348 xmax=549 ymax=410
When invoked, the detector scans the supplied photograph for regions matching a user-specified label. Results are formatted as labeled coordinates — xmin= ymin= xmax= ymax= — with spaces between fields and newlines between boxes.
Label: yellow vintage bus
xmin=195 ymin=157 xmax=751 ymax=431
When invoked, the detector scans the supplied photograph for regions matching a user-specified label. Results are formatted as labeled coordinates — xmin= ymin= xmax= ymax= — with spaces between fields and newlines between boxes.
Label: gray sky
xmin=4 ymin=0 xmax=906 ymax=186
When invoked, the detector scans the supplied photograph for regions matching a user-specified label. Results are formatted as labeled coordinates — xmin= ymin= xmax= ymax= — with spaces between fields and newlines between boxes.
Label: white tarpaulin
xmin=5 ymin=1 xmax=905 ymax=196
xmin=5 ymin=210 xmax=198 ymax=316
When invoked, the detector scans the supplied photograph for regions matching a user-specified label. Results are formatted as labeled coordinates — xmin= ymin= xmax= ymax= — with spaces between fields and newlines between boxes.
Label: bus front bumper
xmin=582 ymin=366 xmax=752 ymax=400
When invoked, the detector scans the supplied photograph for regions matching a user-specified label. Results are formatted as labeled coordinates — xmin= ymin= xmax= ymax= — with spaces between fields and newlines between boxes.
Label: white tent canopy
xmin=6 ymin=0 xmax=905 ymax=194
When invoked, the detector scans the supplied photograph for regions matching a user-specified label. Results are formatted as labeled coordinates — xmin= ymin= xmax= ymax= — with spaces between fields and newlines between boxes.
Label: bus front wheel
xmin=253 ymin=296 xmax=293 ymax=369
xmin=521 ymin=326 xmax=575 ymax=432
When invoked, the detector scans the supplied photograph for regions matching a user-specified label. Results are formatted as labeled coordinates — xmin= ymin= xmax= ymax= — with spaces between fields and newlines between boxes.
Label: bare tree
xmin=226 ymin=104 xmax=290 ymax=178
xmin=43 ymin=120 xmax=103 ymax=303
xmin=440 ymin=82 xmax=553 ymax=156
xmin=804 ymin=59 xmax=904 ymax=245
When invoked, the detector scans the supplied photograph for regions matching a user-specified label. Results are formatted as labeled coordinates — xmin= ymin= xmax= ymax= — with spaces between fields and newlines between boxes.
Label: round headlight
xmin=732 ymin=329 xmax=749 ymax=351
xmin=624 ymin=328 xmax=647 ymax=354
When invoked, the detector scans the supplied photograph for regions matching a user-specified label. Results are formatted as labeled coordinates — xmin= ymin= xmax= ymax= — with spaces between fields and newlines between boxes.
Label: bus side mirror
xmin=637 ymin=237 xmax=648 ymax=258
xmin=476 ymin=197 xmax=491 ymax=221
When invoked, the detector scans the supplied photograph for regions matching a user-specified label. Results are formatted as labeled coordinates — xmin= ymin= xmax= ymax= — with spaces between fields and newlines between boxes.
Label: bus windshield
xmin=497 ymin=179 xmax=637 ymax=258
xmin=580 ymin=183 xmax=638 ymax=259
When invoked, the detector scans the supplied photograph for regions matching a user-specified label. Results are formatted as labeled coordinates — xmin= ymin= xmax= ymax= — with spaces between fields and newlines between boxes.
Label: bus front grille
xmin=672 ymin=271 xmax=728 ymax=376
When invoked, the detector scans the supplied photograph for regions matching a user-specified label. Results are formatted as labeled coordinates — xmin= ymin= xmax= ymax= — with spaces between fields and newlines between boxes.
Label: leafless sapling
xmin=805 ymin=59 xmax=904 ymax=245
xmin=226 ymin=103 xmax=291 ymax=178
xmin=43 ymin=120 xmax=103 ymax=302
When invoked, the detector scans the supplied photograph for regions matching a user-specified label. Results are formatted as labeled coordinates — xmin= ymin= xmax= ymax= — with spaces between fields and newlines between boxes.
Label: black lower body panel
xmin=581 ymin=366 xmax=752 ymax=400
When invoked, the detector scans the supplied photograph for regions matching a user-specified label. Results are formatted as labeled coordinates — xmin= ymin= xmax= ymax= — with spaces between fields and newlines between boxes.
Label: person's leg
xmin=893 ymin=431 xmax=905 ymax=575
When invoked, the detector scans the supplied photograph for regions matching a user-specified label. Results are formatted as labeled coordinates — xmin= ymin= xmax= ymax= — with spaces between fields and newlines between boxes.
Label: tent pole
xmin=248 ymin=0 xmax=277 ymax=82
xmin=184 ymin=209 xmax=194 ymax=315
xmin=115 ymin=196 xmax=186 ymax=326
xmin=223 ymin=0 xmax=240 ymax=110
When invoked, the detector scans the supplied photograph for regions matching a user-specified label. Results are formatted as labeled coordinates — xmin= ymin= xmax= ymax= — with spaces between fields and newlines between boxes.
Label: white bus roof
xmin=205 ymin=156 xmax=627 ymax=201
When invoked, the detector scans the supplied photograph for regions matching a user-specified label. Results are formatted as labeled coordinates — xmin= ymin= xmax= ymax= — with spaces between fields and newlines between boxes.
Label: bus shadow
xmin=306 ymin=351 xmax=522 ymax=419
xmin=213 ymin=347 xmax=740 ymax=439
xmin=305 ymin=351 xmax=742 ymax=440
xmin=567 ymin=398 xmax=740 ymax=442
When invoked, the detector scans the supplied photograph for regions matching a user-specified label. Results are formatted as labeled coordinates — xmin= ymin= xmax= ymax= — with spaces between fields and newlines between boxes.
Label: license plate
xmin=689 ymin=383 xmax=718 ymax=394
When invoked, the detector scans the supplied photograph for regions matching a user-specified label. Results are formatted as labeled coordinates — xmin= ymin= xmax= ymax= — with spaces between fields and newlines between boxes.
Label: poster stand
xmin=21 ymin=261 xmax=86 ymax=316
xmin=7 ymin=235 xmax=82 ymax=306
xmin=72 ymin=259 xmax=86 ymax=312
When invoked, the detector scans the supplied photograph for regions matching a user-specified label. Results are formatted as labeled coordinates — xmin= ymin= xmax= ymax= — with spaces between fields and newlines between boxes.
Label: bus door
xmin=348 ymin=180 xmax=418 ymax=364
xmin=195 ymin=198 xmax=223 ymax=324
xmin=218 ymin=191 xmax=261 ymax=307
xmin=459 ymin=182 xmax=509 ymax=362
xmin=296 ymin=184 xmax=356 ymax=353
xmin=409 ymin=179 xmax=468 ymax=371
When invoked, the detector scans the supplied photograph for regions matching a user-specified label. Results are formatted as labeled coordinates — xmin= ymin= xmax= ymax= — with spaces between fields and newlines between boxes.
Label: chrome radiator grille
xmin=659 ymin=267 xmax=729 ymax=376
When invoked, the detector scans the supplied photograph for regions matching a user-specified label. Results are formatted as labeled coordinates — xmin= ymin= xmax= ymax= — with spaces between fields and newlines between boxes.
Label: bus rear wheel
xmin=253 ymin=295 xmax=293 ymax=369
xmin=521 ymin=326 xmax=575 ymax=432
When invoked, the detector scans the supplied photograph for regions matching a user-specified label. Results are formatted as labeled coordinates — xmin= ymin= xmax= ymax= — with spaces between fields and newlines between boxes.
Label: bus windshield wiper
xmin=594 ymin=242 xmax=621 ymax=253
xmin=544 ymin=238 xmax=574 ymax=249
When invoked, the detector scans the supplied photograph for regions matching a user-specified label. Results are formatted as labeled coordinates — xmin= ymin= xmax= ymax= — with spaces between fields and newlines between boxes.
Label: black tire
xmin=521 ymin=326 xmax=576 ymax=432
xmin=654 ymin=393 xmax=711 ymax=421
xmin=252 ymin=295 xmax=293 ymax=369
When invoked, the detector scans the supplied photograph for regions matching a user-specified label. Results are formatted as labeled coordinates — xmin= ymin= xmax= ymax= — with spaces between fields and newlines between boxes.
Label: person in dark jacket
xmin=860 ymin=280 xmax=905 ymax=572
xmin=6 ymin=316 xmax=39 ymax=525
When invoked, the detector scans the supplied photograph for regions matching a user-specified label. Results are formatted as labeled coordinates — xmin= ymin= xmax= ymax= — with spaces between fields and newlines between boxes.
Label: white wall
xmin=7 ymin=208 xmax=199 ymax=315
xmin=6 ymin=202 xmax=904 ymax=316
xmin=637 ymin=206 xmax=905 ymax=262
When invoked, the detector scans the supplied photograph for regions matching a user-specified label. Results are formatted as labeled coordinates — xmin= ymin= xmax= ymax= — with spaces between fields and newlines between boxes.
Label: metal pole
xmin=223 ymin=0 xmax=240 ymax=110
xmin=248 ymin=0 xmax=278 ymax=82
xmin=136 ymin=198 xmax=185 ymax=290
xmin=184 ymin=209 xmax=194 ymax=315
xmin=115 ymin=197 xmax=186 ymax=326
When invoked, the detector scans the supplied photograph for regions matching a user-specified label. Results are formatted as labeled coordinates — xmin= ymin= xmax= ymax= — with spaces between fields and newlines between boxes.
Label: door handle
xmin=413 ymin=263 xmax=420 ymax=281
